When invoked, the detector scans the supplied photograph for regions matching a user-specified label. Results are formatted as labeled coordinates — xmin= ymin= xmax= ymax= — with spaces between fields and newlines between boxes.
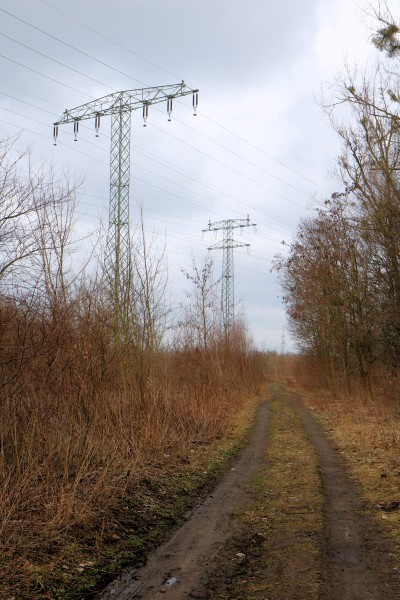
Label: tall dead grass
xmin=289 ymin=354 xmax=400 ymax=532
xmin=0 ymin=302 xmax=268 ymax=570
xmin=0 ymin=142 xmax=272 ymax=591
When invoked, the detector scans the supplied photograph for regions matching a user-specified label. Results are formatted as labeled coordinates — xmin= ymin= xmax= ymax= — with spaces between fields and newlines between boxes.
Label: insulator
xmin=53 ymin=124 xmax=58 ymax=146
xmin=73 ymin=119 xmax=79 ymax=141
xmin=167 ymin=96 xmax=173 ymax=121
xmin=143 ymin=102 xmax=149 ymax=127
xmin=192 ymin=91 xmax=199 ymax=116
xmin=95 ymin=114 xmax=100 ymax=137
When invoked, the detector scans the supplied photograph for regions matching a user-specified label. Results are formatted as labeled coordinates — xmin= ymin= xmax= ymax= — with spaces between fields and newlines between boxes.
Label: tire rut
xmin=99 ymin=401 xmax=270 ymax=600
xmin=284 ymin=391 xmax=400 ymax=600
xmin=100 ymin=388 xmax=400 ymax=599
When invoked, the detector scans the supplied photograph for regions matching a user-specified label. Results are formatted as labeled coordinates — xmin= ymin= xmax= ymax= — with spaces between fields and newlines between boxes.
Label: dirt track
xmin=100 ymin=401 xmax=270 ymax=599
xmin=291 ymin=397 xmax=400 ymax=600
xmin=100 ymin=387 xmax=400 ymax=599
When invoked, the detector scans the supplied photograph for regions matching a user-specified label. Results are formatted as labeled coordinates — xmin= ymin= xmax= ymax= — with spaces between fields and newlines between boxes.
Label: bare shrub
xmin=0 ymin=140 xmax=269 ymax=588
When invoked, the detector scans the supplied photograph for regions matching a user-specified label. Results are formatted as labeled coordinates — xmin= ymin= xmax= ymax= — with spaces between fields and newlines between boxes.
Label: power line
xmin=0 ymin=7 xmax=149 ymax=88
xmin=0 ymin=117 xmax=286 ymax=260
xmin=2 ymin=82 xmax=306 ymax=223
xmin=34 ymin=0 xmax=330 ymax=187
xmin=0 ymin=100 xmax=298 ymax=234
xmin=134 ymin=151 xmax=293 ymax=232
xmin=0 ymin=75 xmax=305 ymax=224
xmin=0 ymin=90 xmax=58 ymax=117
xmin=12 ymin=2 xmax=332 ymax=195
xmin=0 ymin=31 xmax=116 ymax=93
xmin=198 ymin=111 xmax=332 ymax=193
xmin=0 ymin=115 xmax=109 ymax=166
xmin=0 ymin=8 xmax=327 ymax=208
xmin=37 ymin=0 xmax=181 ymax=81
xmin=0 ymin=29 xmax=306 ymax=230
xmin=147 ymin=120 xmax=307 ymax=208
xmin=0 ymin=78 xmax=61 ymax=107
xmin=0 ymin=52 xmax=93 ymax=98
xmin=198 ymin=90 xmax=331 ymax=180
xmin=0 ymin=40 xmax=308 ymax=212
xmin=0 ymin=118 xmax=277 ymax=282
xmin=0 ymin=102 xmax=297 ymax=240
xmin=169 ymin=115 xmax=316 ymax=198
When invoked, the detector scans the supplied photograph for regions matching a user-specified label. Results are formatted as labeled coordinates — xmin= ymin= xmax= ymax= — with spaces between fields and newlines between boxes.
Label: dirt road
xmin=99 ymin=386 xmax=400 ymax=599
xmin=100 ymin=401 xmax=270 ymax=599
xmin=291 ymin=396 xmax=400 ymax=600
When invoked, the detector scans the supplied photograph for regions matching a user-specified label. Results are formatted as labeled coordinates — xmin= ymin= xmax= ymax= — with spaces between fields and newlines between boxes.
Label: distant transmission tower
xmin=203 ymin=216 xmax=256 ymax=335
xmin=53 ymin=82 xmax=199 ymax=335
xmin=281 ymin=326 xmax=286 ymax=355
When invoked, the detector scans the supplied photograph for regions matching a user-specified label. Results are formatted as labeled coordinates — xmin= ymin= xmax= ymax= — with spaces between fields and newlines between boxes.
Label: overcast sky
xmin=0 ymin=0 xmax=379 ymax=351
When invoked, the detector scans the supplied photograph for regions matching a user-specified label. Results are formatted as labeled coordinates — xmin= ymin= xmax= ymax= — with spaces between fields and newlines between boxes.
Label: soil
xmin=290 ymin=394 xmax=400 ymax=599
xmin=99 ymin=401 xmax=270 ymax=599
xmin=98 ymin=386 xmax=400 ymax=599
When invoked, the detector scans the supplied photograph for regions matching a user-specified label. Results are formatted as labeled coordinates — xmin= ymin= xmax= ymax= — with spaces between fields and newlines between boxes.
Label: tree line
xmin=274 ymin=3 xmax=400 ymax=395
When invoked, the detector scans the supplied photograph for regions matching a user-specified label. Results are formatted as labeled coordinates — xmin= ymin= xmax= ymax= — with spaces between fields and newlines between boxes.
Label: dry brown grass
xmin=297 ymin=377 xmax=400 ymax=556
xmin=0 ymin=328 xmax=270 ymax=598
xmin=0 ymin=140 xmax=273 ymax=597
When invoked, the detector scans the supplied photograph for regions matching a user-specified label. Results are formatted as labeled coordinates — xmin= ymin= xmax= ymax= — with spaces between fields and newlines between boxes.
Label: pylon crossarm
xmin=207 ymin=241 xmax=250 ymax=250
xmin=54 ymin=82 xmax=198 ymax=125
xmin=202 ymin=217 xmax=254 ymax=233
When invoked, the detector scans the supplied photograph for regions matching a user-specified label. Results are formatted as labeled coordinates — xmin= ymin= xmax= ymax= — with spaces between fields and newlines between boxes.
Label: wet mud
xmin=99 ymin=386 xmax=400 ymax=599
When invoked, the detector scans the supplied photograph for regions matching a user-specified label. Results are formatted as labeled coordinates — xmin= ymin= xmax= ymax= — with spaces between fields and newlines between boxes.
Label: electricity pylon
xmin=203 ymin=216 xmax=256 ymax=335
xmin=53 ymin=82 xmax=199 ymax=336
xmin=281 ymin=326 xmax=286 ymax=355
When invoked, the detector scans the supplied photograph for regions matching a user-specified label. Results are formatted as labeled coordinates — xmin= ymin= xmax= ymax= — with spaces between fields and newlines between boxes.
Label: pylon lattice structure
xmin=53 ymin=82 xmax=199 ymax=336
xmin=203 ymin=216 xmax=256 ymax=335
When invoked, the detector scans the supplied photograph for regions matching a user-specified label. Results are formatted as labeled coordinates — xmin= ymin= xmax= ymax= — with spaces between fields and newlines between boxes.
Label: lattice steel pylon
xmin=203 ymin=216 xmax=256 ymax=335
xmin=53 ymin=82 xmax=199 ymax=336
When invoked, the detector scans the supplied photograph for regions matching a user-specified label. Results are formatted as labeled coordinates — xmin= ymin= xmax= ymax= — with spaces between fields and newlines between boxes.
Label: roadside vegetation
xmin=0 ymin=136 xmax=273 ymax=598
xmin=272 ymin=1 xmax=400 ymax=580
xmin=296 ymin=364 xmax=400 ymax=565
xmin=274 ymin=3 xmax=400 ymax=400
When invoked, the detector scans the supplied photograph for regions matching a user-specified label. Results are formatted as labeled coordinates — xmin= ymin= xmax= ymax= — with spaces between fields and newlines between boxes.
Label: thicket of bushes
xmin=0 ymin=137 xmax=269 ymax=572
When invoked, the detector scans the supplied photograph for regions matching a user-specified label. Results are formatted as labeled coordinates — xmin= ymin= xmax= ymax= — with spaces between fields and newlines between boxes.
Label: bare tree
xmin=179 ymin=253 xmax=221 ymax=351
xmin=274 ymin=193 xmax=375 ymax=391
xmin=0 ymin=138 xmax=88 ymax=392
xmin=0 ymin=137 xmax=45 ymax=290
xmin=30 ymin=170 xmax=83 ymax=309
xmin=129 ymin=212 xmax=169 ymax=353
xmin=325 ymin=66 xmax=400 ymax=363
